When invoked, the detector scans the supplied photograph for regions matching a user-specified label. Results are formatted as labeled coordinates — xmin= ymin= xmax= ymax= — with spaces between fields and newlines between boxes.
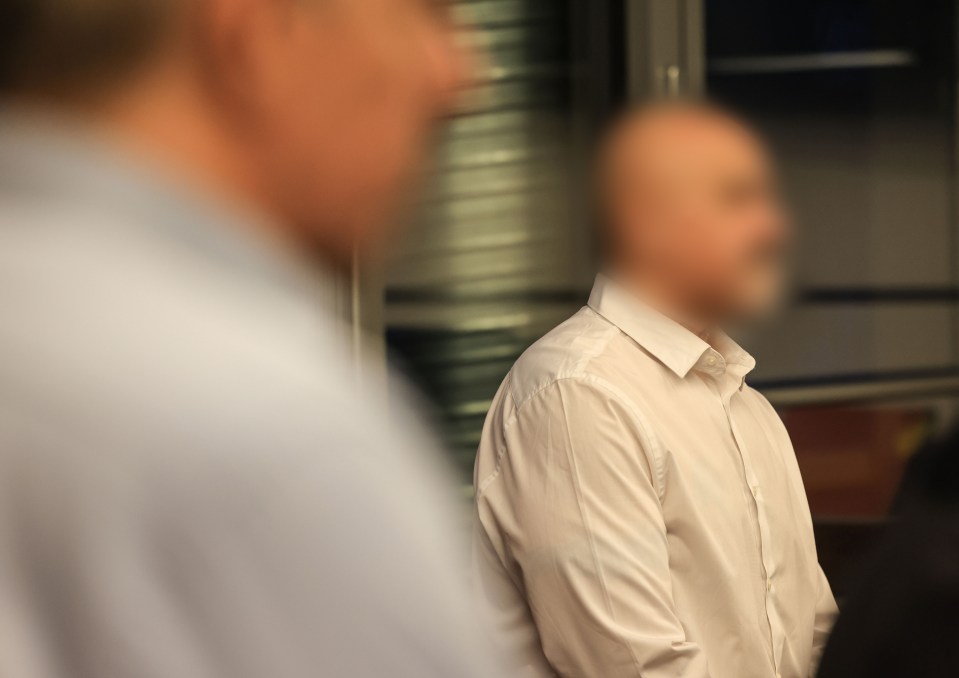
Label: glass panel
xmin=706 ymin=0 xmax=959 ymax=381
xmin=747 ymin=304 xmax=955 ymax=383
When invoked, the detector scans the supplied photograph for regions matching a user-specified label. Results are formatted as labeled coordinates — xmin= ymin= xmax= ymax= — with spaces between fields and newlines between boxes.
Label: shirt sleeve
xmin=477 ymin=377 xmax=712 ymax=678
xmin=809 ymin=564 xmax=839 ymax=676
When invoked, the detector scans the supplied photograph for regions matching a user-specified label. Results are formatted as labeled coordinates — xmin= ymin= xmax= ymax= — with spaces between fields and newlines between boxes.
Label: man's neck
xmin=608 ymin=266 xmax=717 ymax=339
xmin=20 ymin=64 xmax=303 ymax=261
xmin=104 ymin=86 xmax=267 ymax=216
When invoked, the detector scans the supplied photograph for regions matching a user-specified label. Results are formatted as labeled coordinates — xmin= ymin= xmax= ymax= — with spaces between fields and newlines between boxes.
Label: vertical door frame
xmin=625 ymin=0 xmax=705 ymax=101
xmin=347 ymin=247 xmax=387 ymax=382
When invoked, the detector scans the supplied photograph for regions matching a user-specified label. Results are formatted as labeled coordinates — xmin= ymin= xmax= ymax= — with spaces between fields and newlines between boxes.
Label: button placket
xmin=724 ymin=395 xmax=784 ymax=675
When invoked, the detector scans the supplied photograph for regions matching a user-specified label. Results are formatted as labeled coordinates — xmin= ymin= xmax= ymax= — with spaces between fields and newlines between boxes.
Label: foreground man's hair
xmin=0 ymin=0 xmax=174 ymax=97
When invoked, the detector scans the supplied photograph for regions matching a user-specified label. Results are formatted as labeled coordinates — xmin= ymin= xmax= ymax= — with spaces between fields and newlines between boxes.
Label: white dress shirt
xmin=473 ymin=275 xmax=837 ymax=678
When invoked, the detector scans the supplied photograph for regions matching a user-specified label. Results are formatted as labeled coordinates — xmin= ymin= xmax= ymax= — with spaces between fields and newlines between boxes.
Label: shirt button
xmin=707 ymin=356 xmax=717 ymax=365
xmin=766 ymin=580 xmax=774 ymax=593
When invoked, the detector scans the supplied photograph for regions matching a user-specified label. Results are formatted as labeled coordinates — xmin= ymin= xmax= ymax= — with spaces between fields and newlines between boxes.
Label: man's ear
xmin=193 ymin=0 xmax=295 ymax=119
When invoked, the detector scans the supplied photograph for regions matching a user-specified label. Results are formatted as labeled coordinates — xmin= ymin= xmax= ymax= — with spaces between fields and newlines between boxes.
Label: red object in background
xmin=782 ymin=406 xmax=933 ymax=518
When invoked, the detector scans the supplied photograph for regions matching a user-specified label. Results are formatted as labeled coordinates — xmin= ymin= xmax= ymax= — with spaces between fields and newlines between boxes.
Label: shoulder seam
xmin=486 ymin=372 xmax=666 ymax=502
xmin=510 ymin=316 xmax=620 ymax=414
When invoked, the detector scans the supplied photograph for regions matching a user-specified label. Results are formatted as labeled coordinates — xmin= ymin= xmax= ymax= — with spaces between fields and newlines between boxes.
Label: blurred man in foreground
xmin=473 ymin=104 xmax=837 ymax=678
xmin=0 ymin=1 xmax=493 ymax=677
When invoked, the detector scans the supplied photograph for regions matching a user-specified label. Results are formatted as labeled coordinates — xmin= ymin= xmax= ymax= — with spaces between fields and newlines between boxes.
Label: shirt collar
xmin=587 ymin=274 xmax=756 ymax=380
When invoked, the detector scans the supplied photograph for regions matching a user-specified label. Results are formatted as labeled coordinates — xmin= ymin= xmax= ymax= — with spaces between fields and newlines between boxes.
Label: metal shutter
xmin=386 ymin=0 xmax=596 ymax=478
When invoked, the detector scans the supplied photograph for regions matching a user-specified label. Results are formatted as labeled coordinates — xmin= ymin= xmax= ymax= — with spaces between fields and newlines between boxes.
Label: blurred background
xmin=349 ymin=0 xmax=959 ymax=600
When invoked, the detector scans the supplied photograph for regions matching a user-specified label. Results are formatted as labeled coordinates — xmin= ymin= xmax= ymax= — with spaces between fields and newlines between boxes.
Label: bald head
xmin=600 ymin=103 xmax=764 ymax=236
xmin=597 ymin=102 xmax=789 ymax=325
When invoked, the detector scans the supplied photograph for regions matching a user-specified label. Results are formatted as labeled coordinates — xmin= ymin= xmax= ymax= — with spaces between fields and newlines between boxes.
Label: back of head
xmin=596 ymin=101 xmax=790 ymax=326
xmin=0 ymin=0 xmax=471 ymax=267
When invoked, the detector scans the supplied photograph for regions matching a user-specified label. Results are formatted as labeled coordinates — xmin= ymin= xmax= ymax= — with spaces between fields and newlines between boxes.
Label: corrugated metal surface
xmin=386 ymin=0 xmax=595 ymax=477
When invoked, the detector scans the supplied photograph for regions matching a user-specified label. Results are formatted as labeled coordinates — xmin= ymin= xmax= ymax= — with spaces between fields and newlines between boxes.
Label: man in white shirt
xmin=0 ymin=2 xmax=495 ymax=678
xmin=473 ymin=104 xmax=838 ymax=678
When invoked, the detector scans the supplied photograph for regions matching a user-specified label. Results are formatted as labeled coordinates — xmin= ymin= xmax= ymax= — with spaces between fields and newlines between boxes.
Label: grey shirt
xmin=0 ymin=115 xmax=492 ymax=678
